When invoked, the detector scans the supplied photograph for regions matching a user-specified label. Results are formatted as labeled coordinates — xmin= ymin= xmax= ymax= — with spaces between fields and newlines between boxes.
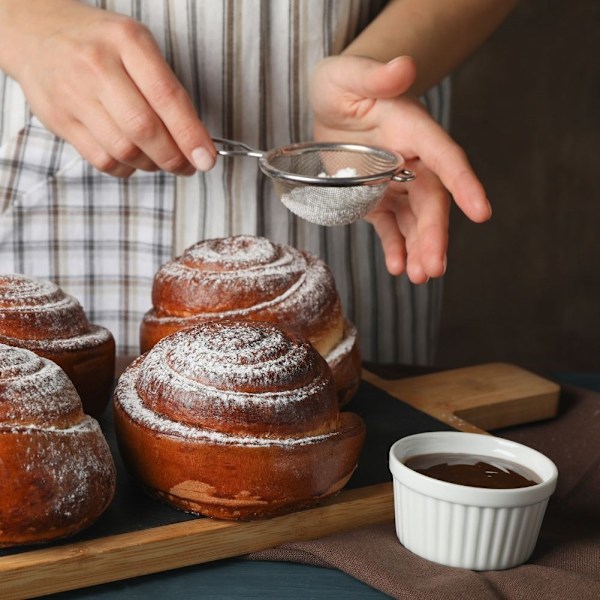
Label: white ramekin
xmin=389 ymin=431 xmax=558 ymax=570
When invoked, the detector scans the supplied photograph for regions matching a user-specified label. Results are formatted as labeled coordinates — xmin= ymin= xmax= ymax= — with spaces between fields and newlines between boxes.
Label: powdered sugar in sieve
xmin=279 ymin=167 xmax=383 ymax=226
xmin=214 ymin=138 xmax=416 ymax=227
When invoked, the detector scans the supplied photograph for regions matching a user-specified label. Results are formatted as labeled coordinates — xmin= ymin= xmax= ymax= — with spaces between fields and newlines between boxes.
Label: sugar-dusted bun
xmin=116 ymin=320 xmax=365 ymax=520
xmin=0 ymin=274 xmax=115 ymax=416
xmin=140 ymin=235 xmax=360 ymax=405
xmin=0 ymin=344 xmax=116 ymax=547
xmin=323 ymin=321 xmax=361 ymax=406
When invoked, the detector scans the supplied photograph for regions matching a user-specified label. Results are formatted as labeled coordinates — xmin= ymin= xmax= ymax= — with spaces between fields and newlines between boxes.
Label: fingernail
xmin=191 ymin=146 xmax=215 ymax=171
xmin=387 ymin=56 xmax=413 ymax=67
xmin=479 ymin=196 xmax=492 ymax=219
xmin=442 ymin=255 xmax=447 ymax=275
xmin=386 ymin=56 xmax=404 ymax=66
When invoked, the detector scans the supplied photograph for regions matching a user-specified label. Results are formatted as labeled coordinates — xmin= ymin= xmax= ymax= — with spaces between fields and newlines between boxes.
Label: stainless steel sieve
xmin=214 ymin=137 xmax=416 ymax=226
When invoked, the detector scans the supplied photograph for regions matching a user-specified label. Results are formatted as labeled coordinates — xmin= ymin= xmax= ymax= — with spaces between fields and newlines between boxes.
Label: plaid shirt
xmin=0 ymin=0 xmax=448 ymax=363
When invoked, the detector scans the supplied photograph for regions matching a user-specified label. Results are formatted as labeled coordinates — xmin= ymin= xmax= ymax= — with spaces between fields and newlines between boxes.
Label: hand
xmin=0 ymin=0 xmax=216 ymax=177
xmin=310 ymin=55 xmax=492 ymax=283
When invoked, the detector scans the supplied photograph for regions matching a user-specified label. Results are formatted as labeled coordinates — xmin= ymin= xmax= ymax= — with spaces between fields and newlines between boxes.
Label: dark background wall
xmin=436 ymin=0 xmax=599 ymax=374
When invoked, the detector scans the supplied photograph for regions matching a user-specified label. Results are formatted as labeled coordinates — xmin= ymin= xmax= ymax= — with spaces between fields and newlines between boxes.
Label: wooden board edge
xmin=0 ymin=483 xmax=394 ymax=599
xmin=453 ymin=390 xmax=560 ymax=431
xmin=362 ymin=363 xmax=561 ymax=434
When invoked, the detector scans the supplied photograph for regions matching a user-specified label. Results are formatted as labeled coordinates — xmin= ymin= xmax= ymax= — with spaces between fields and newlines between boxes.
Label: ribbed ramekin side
xmin=392 ymin=480 xmax=550 ymax=570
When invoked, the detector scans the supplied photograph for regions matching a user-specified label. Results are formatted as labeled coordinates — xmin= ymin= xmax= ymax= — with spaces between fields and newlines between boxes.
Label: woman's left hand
xmin=310 ymin=54 xmax=491 ymax=283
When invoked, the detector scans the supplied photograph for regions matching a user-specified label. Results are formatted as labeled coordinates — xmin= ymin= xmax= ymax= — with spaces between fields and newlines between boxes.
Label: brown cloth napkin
xmin=249 ymin=384 xmax=600 ymax=599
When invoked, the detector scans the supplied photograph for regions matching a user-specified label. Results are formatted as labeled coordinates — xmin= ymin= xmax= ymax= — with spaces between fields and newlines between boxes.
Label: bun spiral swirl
xmin=115 ymin=320 xmax=365 ymax=520
xmin=0 ymin=344 xmax=116 ymax=547
xmin=140 ymin=236 xmax=360 ymax=405
xmin=0 ymin=274 xmax=115 ymax=416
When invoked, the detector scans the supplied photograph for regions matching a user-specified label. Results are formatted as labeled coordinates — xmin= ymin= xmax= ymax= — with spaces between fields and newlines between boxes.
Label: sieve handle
xmin=213 ymin=137 xmax=265 ymax=159
xmin=391 ymin=169 xmax=416 ymax=183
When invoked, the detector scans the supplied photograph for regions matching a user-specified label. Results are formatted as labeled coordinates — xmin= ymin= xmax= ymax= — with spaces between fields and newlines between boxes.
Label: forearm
xmin=343 ymin=0 xmax=519 ymax=96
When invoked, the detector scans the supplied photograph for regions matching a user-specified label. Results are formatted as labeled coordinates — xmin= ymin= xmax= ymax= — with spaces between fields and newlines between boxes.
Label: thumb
xmin=338 ymin=54 xmax=417 ymax=99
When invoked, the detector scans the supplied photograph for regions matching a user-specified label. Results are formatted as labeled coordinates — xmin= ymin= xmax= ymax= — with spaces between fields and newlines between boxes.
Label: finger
xmin=26 ymin=91 xmax=145 ymax=177
xmin=392 ymin=199 xmax=429 ymax=284
xmin=118 ymin=26 xmax=216 ymax=171
xmin=405 ymin=166 xmax=451 ymax=278
xmin=365 ymin=210 xmax=407 ymax=275
xmin=93 ymin=58 xmax=198 ymax=175
xmin=403 ymin=113 xmax=492 ymax=223
xmin=74 ymin=100 xmax=162 ymax=172
xmin=59 ymin=20 xmax=194 ymax=174
xmin=329 ymin=55 xmax=417 ymax=101
xmin=82 ymin=99 xmax=196 ymax=176
xmin=67 ymin=121 xmax=136 ymax=178
xmin=405 ymin=249 xmax=428 ymax=284
xmin=376 ymin=56 xmax=418 ymax=97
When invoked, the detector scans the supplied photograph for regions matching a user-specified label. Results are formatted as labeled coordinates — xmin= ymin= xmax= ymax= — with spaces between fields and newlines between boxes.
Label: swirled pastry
xmin=0 ymin=344 xmax=116 ymax=547
xmin=140 ymin=236 xmax=360 ymax=405
xmin=115 ymin=320 xmax=365 ymax=520
xmin=0 ymin=274 xmax=115 ymax=416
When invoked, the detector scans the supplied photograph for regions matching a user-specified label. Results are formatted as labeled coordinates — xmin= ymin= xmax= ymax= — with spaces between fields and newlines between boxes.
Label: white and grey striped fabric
xmin=0 ymin=0 xmax=449 ymax=363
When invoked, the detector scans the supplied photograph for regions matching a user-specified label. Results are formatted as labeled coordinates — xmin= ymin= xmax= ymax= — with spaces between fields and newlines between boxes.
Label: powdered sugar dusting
xmin=324 ymin=322 xmax=358 ymax=367
xmin=318 ymin=167 xmax=359 ymax=178
xmin=0 ymin=344 xmax=82 ymax=425
xmin=117 ymin=322 xmax=337 ymax=446
xmin=116 ymin=364 xmax=335 ymax=447
xmin=0 ymin=344 xmax=40 ymax=379
xmin=0 ymin=274 xmax=112 ymax=349
xmin=280 ymin=183 xmax=379 ymax=226
xmin=6 ymin=414 xmax=101 ymax=435
xmin=0 ymin=344 xmax=116 ymax=530
xmin=0 ymin=325 xmax=112 ymax=352
xmin=0 ymin=274 xmax=61 ymax=307
xmin=5 ymin=416 xmax=115 ymax=522
xmin=139 ymin=336 xmax=328 ymax=409
xmin=151 ymin=236 xmax=336 ymax=322
xmin=159 ymin=322 xmax=315 ymax=391
xmin=183 ymin=235 xmax=279 ymax=269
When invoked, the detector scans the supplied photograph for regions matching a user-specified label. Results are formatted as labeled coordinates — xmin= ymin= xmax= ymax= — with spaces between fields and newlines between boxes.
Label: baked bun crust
xmin=0 ymin=344 xmax=116 ymax=547
xmin=115 ymin=320 xmax=365 ymax=520
xmin=0 ymin=274 xmax=115 ymax=416
xmin=140 ymin=236 xmax=360 ymax=405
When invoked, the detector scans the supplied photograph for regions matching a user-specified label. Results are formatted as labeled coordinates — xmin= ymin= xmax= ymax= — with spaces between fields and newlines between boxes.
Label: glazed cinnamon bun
xmin=0 ymin=274 xmax=115 ymax=416
xmin=140 ymin=236 xmax=360 ymax=405
xmin=115 ymin=320 xmax=365 ymax=520
xmin=0 ymin=344 xmax=116 ymax=547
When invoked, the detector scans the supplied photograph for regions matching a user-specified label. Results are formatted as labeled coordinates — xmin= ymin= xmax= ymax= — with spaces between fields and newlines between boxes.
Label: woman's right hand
xmin=0 ymin=0 xmax=216 ymax=177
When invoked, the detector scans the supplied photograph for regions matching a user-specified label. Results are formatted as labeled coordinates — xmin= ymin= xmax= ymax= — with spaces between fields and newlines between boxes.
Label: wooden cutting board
xmin=0 ymin=362 xmax=560 ymax=599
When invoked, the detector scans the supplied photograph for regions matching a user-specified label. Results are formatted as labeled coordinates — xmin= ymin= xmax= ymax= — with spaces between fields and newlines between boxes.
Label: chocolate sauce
xmin=405 ymin=453 xmax=540 ymax=489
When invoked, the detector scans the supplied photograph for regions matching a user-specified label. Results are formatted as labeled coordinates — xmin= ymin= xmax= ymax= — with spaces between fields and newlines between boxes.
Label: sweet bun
xmin=0 ymin=344 xmax=116 ymax=547
xmin=115 ymin=320 xmax=365 ymax=520
xmin=140 ymin=235 xmax=360 ymax=405
xmin=0 ymin=274 xmax=115 ymax=416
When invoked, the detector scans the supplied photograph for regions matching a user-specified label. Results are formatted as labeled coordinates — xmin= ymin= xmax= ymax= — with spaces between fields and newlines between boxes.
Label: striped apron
xmin=0 ymin=0 xmax=449 ymax=363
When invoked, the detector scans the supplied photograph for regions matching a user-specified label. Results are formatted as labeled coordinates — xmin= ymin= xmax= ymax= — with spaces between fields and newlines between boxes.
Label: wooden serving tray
xmin=0 ymin=362 xmax=560 ymax=599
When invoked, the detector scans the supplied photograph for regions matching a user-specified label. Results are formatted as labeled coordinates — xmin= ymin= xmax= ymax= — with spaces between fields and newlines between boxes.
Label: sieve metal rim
xmin=213 ymin=137 xmax=416 ymax=185
xmin=259 ymin=141 xmax=403 ymax=186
